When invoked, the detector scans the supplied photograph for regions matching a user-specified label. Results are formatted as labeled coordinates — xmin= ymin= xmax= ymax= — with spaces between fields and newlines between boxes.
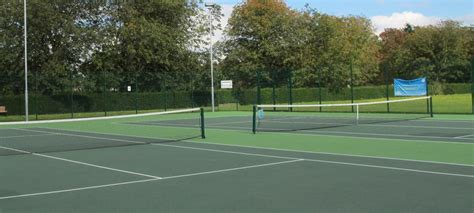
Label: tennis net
xmin=252 ymin=96 xmax=433 ymax=133
xmin=0 ymin=108 xmax=205 ymax=156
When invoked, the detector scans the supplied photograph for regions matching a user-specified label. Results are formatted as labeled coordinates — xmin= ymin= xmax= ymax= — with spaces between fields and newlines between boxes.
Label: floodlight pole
xmin=205 ymin=3 xmax=216 ymax=112
xmin=24 ymin=0 xmax=29 ymax=122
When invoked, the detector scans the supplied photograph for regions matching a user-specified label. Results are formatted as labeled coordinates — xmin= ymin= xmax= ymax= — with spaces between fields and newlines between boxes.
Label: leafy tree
xmin=221 ymin=0 xmax=304 ymax=90
xmin=380 ymin=21 xmax=472 ymax=84
xmin=300 ymin=10 xmax=379 ymax=91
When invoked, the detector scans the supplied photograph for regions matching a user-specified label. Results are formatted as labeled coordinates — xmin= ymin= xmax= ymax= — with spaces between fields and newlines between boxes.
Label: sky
xmin=206 ymin=0 xmax=473 ymax=39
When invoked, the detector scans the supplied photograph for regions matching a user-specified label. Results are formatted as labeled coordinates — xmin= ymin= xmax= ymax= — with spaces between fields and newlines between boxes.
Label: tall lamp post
xmin=205 ymin=3 xmax=216 ymax=112
xmin=24 ymin=0 xmax=29 ymax=122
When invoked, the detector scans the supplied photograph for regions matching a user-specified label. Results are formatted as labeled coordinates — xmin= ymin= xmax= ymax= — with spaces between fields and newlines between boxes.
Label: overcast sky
xmin=206 ymin=0 xmax=473 ymax=40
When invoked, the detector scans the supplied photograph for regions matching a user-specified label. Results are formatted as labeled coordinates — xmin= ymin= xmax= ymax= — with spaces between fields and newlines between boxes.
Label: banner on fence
xmin=394 ymin=77 xmax=427 ymax=96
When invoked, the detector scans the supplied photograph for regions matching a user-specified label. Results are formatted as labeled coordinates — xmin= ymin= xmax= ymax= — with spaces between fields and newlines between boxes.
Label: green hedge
xmin=0 ymin=83 xmax=470 ymax=115
xmin=0 ymin=91 xmax=209 ymax=115
xmin=224 ymin=83 xmax=471 ymax=105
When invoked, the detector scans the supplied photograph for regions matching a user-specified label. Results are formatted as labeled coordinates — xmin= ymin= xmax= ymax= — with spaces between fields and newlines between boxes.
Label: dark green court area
xmin=0 ymin=126 xmax=473 ymax=213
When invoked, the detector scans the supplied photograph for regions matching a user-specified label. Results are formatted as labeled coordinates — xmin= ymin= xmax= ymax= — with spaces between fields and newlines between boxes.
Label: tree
xmin=221 ymin=0 xmax=303 ymax=89
xmin=303 ymin=11 xmax=379 ymax=91
xmin=380 ymin=21 xmax=472 ymax=83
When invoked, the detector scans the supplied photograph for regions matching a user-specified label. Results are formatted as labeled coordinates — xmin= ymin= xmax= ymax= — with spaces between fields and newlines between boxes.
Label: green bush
xmin=0 ymin=83 xmax=470 ymax=115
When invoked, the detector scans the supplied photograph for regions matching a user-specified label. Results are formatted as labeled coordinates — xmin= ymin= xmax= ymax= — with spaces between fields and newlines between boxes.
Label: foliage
xmin=0 ymin=0 xmax=221 ymax=96
xmin=379 ymin=21 xmax=472 ymax=84
xmin=0 ymin=0 xmax=471 ymax=112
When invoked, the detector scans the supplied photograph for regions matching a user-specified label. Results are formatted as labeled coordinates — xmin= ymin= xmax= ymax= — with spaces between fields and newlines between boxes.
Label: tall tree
xmin=222 ymin=0 xmax=303 ymax=89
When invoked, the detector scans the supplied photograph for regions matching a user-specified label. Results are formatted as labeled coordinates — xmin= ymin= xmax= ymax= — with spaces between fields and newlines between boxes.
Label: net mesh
xmin=0 ymin=108 xmax=205 ymax=156
xmin=252 ymin=96 xmax=433 ymax=132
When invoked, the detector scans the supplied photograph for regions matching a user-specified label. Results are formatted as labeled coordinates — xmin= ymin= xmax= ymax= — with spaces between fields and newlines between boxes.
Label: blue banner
xmin=394 ymin=78 xmax=427 ymax=96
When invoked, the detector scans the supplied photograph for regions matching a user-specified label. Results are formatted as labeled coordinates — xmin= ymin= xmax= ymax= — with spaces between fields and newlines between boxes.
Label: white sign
xmin=127 ymin=86 xmax=132 ymax=92
xmin=221 ymin=80 xmax=233 ymax=89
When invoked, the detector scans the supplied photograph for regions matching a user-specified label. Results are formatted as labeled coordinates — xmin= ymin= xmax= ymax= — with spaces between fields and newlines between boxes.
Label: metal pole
xmin=24 ymin=0 xmax=29 ymax=122
xmin=350 ymin=62 xmax=354 ymax=112
xmin=471 ymin=56 xmax=473 ymax=114
xmin=318 ymin=68 xmax=322 ymax=112
xmin=385 ymin=64 xmax=390 ymax=113
xmin=200 ymin=108 xmax=206 ymax=138
xmin=252 ymin=105 xmax=257 ymax=134
xmin=288 ymin=70 xmax=293 ymax=112
xmin=207 ymin=5 xmax=215 ymax=112
xmin=135 ymin=72 xmax=138 ymax=114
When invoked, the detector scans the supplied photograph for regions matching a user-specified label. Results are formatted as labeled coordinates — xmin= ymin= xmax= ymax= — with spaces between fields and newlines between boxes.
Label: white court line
xmin=0 ymin=108 xmax=201 ymax=126
xmin=302 ymin=158 xmax=474 ymax=178
xmin=0 ymin=179 xmax=158 ymax=200
xmin=206 ymin=120 xmax=251 ymax=126
xmin=0 ymin=133 xmax=59 ymax=139
xmin=206 ymin=124 xmax=474 ymax=145
xmin=4 ymin=130 xmax=161 ymax=180
xmin=116 ymin=119 xmax=474 ymax=143
xmin=180 ymin=140 xmax=474 ymax=167
xmin=260 ymin=119 xmax=474 ymax=130
xmin=153 ymin=143 xmax=299 ymax=161
xmin=20 ymin=128 xmax=474 ymax=176
xmin=151 ymin=143 xmax=474 ymax=178
xmin=16 ymin=128 xmax=147 ymax=146
xmin=115 ymin=122 xmax=200 ymax=128
xmin=455 ymin=134 xmax=474 ymax=139
xmin=18 ymin=128 xmax=474 ymax=175
xmin=214 ymin=114 xmax=473 ymax=131
xmin=161 ymin=159 xmax=304 ymax=179
xmin=298 ymin=129 xmax=474 ymax=141
xmin=35 ymin=153 xmax=161 ymax=179
xmin=36 ymin=127 xmax=474 ymax=167
xmin=0 ymin=145 xmax=31 ymax=154
xmin=0 ymin=145 xmax=161 ymax=179
xmin=260 ymin=113 xmax=474 ymax=124
xmin=0 ymin=159 xmax=302 ymax=200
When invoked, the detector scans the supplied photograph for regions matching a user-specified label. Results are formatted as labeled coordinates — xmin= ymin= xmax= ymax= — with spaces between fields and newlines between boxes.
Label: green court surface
xmin=0 ymin=111 xmax=473 ymax=212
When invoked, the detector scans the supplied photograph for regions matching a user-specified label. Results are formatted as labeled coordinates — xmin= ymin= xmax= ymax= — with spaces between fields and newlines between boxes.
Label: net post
xmin=252 ymin=105 xmax=257 ymax=134
xmin=200 ymin=108 xmax=206 ymax=139
xmin=429 ymin=96 xmax=433 ymax=117
xmin=425 ymin=77 xmax=430 ymax=114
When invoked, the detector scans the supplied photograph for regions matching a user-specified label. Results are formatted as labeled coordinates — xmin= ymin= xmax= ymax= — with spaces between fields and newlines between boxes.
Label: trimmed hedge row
xmin=0 ymin=83 xmax=470 ymax=115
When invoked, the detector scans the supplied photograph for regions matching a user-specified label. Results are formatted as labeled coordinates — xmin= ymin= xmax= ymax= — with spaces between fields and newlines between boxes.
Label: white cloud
xmin=212 ymin=6 xmax=474 ymax=39
xmin=455 ymin=14 xmax=474 ymax=25
xmin=371 ymin=11 xmax=440 ymax=35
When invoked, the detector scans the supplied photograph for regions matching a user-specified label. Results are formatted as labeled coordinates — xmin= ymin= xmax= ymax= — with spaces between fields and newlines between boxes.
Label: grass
xmin=0 ymin=94 xmax=471 ymax=122
xmin=218 ymin=93 xmax=473 ymax=114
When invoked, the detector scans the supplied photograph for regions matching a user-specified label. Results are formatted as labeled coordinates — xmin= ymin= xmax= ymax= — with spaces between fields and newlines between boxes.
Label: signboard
xmin=394 ymin=78 xmax=427 ymax=96
xmin=221 ymin=80 xmax=233 ymax=89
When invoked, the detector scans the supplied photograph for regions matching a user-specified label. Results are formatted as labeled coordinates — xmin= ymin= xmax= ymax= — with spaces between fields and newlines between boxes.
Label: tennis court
xmin=0 ymin=107 xmax=473 ymax=213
